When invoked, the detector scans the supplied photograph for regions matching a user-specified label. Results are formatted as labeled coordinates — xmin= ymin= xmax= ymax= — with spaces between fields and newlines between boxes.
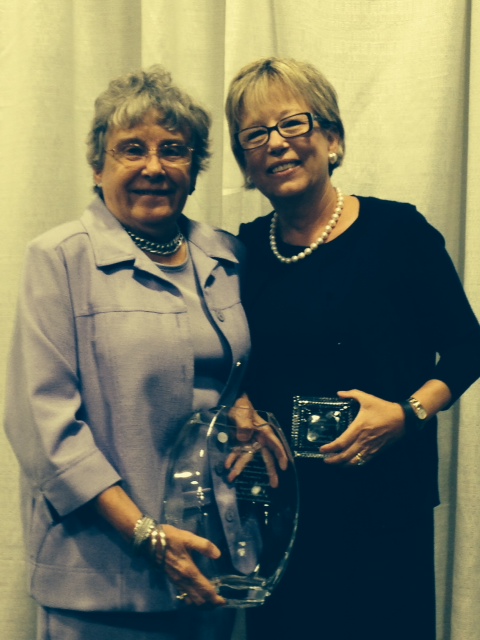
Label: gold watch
xmin=407 ymin=396 xmax=428 ymax=421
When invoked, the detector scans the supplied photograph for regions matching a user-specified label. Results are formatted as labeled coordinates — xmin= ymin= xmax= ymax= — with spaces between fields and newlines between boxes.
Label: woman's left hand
xmin=224 ymin=395 xmax=289 ymax=488
xmin=319 ymin=389 xmax=406 ymax=467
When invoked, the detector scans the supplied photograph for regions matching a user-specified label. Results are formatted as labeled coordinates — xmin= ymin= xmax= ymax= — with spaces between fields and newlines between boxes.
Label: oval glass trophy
xmin=163 ymin=405 xmax=299 ymax=607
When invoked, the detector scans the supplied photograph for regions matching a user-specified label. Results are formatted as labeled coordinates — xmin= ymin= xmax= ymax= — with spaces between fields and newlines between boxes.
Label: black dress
xmin=238 ymin=196 xmax=480 ymax=640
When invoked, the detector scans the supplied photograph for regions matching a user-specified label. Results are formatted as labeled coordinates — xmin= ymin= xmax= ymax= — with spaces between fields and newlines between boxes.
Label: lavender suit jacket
xmin=4 ymin=197 xmax=250 ymax=612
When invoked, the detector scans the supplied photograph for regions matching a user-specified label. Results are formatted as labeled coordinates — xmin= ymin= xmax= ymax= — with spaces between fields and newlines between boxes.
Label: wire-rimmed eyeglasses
xmin=236 ymin=112 xmax=322 ymax=150
xmin=107 ymin=142 xmax=194 ymax=167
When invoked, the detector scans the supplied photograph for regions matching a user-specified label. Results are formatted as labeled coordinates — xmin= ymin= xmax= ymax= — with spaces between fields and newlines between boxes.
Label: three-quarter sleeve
xmin=401 ymin=210 xmax=480 ymax=403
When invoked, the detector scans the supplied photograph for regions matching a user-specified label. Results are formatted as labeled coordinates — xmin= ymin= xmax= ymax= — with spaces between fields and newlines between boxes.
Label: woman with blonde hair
xmin=226 ymin=56 xmax=480 ymax=640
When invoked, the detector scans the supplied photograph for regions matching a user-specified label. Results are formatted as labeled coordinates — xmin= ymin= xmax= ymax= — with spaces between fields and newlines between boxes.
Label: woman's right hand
xmin=93 ymin=486 xmax=225 ymax=607
xmin=159 ymin=524 xmax=226 ymax=607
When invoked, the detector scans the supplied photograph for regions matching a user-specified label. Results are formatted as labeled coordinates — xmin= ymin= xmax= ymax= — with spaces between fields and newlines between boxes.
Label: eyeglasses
xmin=107 ymin=142 xmax=194 ymax=167
xmin=236 ymin=112 xmax=321 ymax=150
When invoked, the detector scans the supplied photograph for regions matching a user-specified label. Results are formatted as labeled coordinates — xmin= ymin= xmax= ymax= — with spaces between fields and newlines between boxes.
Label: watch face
xmin=417 ymin=407 xmax=428 ymax=420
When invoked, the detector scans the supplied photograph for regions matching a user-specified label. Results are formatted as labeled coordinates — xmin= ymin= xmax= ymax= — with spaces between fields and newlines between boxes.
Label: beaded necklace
xmin=269 ymin=187 xmax=344 ymax=264
xmin=124 ymin=226 xmax=185 ymax=256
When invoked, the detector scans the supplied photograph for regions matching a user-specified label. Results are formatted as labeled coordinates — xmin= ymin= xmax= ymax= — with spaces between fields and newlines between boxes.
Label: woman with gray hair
xmin=5 ymin=65 xmax=249 ymax=639
xmin=226 ymin=57 xmax=480 ymax=640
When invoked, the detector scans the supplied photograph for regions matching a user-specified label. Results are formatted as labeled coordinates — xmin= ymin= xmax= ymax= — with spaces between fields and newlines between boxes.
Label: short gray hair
xmin=225 ymin=57 xmax=345 ymax=188
xmin=87 ymin=65 xmax=211 ymax=192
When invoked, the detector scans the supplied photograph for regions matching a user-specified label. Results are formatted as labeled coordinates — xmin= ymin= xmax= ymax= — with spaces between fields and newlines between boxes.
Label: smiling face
xmin=239 ymin=84 xmax=339 ymax=207
xmin=95 ymin=109 xmax=193 ymax=239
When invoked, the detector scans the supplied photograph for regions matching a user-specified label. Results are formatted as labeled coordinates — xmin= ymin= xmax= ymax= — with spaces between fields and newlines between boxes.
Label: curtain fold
xmin=450 ymin=2 xmax=480 ymax=639
xmin=0 ymin=2 xmax=478 ymax=638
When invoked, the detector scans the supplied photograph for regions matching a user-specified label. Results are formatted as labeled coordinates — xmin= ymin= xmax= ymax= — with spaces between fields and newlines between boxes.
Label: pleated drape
xmin=1 ymin=2 xmax=478 ymax=638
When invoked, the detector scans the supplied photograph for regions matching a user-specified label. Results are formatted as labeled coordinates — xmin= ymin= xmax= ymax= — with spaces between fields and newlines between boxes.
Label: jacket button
xmin=216 ymin=310 xmax=225 ymax=322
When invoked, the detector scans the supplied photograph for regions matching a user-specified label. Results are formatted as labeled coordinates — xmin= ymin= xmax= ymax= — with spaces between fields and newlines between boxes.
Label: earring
xmin=245 ymin=173 xmax=255 ymax=189
xmin=328 ymin=152 xmax=338 ymax=165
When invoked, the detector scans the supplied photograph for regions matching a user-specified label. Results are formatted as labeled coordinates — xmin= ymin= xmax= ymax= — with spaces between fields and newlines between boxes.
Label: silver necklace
xmin=269 ymin=187 xmax=344 ymax=264
xmin=124 ymin=226 xmax=185 ymax=256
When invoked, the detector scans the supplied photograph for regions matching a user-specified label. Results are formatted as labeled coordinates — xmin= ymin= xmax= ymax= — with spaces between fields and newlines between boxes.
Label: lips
xmin=268 ymin=160 xmax=300 ymax=175
xmin=130 ymin=188 xmax=173 ymax=196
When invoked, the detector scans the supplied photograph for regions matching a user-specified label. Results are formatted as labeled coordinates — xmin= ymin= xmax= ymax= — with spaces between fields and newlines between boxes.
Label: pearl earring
xmin=328 ymin=152 xmax=338 ymax=165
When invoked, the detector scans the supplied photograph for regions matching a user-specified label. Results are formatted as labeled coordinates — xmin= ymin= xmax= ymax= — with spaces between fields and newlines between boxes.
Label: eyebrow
xmin=240 ymin=110 xmax=308 ymax=129
xmin=112 ymin=132 xmax=187 ymax=145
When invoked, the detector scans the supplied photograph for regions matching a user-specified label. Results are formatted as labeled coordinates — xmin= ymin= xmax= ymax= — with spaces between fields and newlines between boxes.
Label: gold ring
xmin=176 ymin=592 xmax=188 ymax=601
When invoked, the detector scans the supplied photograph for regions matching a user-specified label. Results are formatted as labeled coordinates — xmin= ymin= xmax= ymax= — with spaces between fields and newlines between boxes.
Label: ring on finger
xmin=176 ymin=592 xmax=188 ymax=601
xmin=354 ymin=452 xmax=366 ymax=466
xmin=244 ymin=442 xmax=261 ymax=456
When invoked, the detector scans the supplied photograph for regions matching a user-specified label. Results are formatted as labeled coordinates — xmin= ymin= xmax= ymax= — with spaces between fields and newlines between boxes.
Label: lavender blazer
xmin=4 ymin=198 xmax=250 ymax=612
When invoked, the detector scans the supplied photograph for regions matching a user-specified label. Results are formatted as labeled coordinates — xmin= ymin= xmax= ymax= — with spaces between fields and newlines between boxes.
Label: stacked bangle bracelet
xmin=132 ymin=515 xmax=168 ymax=566
xmin=150 ymin=525 xmax=168 ymax=566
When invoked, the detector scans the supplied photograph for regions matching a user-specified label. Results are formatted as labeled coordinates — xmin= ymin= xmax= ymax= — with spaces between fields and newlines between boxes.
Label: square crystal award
xmin=291 ymin=396 xmax=359 ymax=458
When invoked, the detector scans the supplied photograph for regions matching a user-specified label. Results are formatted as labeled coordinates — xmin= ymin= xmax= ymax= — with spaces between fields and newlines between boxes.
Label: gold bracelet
xmin=157 ymin=524 xmax=168 ymax=566
xmin=149 ymin=527 xmax=159 ymax=560
xmin=147 ymin=525 xmax=167 ymax=567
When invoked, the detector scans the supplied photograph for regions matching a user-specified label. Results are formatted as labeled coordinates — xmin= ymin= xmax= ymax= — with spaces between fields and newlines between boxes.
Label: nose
xmin=142 ymin=152 xmax=167 ymax=176
xmin=266 ymin=128 xmax=289 ymax=153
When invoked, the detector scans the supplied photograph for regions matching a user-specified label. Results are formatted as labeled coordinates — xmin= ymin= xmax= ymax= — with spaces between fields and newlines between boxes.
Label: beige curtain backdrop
xmin=1 ymin=1 xmax=479 ymax=638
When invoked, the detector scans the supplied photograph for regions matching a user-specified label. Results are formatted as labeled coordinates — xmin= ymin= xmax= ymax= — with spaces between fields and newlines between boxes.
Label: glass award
xmin=291 ymin=396 xmax=359 ymax=458
xmin=163 ymin=405 xmax=299 ymax=607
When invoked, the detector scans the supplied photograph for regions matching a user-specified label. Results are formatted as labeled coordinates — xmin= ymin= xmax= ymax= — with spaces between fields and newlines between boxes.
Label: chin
xmin=265 ymin=183 xmax=308 ymax=201
xmin=134 ymin=205 xmax=178 ymax=222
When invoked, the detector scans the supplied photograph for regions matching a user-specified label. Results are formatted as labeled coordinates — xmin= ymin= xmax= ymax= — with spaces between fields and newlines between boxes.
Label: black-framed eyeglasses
xmin=236 ymin=112 xmax=321 ymax=150
xmin=107 ymin=142 xmax=194 ymax=167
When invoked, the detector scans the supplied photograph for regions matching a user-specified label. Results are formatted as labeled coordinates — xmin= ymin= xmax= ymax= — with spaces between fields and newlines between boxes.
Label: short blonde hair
xmin=225 ymin=57 xmax=345 ymax=188
xmin=87 ymin=65 xmax=211 ymax=193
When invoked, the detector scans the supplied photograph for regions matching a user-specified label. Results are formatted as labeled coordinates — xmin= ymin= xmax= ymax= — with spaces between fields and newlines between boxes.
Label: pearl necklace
xmin=124 ymin=226 xmax=185 ymax=256
xmin=269 ymin=187 xmax=344 ymax=264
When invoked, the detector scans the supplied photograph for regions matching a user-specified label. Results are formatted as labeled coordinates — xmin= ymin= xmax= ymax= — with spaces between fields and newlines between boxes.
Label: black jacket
xmin=238 ymin=196 xmax=480 ymax=521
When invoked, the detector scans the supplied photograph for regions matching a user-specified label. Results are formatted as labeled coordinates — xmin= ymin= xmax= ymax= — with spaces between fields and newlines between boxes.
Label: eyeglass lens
xmin=112 ymin=142 xmax=192 ymax=165
xmin=238 ymin=113 xmax=313 ymax=150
